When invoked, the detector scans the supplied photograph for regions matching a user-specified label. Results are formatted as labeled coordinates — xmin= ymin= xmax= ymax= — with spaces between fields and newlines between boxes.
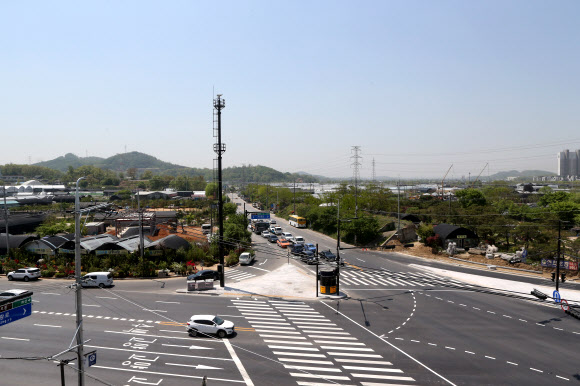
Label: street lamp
xmin=74 ymin=177 xmax=86 ymax=386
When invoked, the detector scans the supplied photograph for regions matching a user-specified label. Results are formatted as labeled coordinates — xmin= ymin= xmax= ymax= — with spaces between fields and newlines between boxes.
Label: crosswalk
xmin=231 ymin=299 xmax=416 ymax=385
xmin=338 ymin=268 xmax=469 ymax=288
xmin=225 ymin=269 xmax=257 ymax=282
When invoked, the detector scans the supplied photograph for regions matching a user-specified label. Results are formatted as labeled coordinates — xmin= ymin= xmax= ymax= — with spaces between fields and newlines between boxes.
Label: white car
xmin=187 ymin=314 xmax=235 ymax=338
xmin=261 ymin=231 xmax=271 ymax=238
xmin=239 ymin=252 xmax=255 ymax=265
xmin=0 ymin=289 xmax=30 ymax=300
xmin=294 ymin=236 xmax=305 ymax=244
xmin=270 ymin=219 xmax=276 ymax=224
xmin=7 ymin=267 xmax=41 ymax=282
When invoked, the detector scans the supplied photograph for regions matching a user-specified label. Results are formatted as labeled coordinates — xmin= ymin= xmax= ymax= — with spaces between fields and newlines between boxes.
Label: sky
xmin=1 ymin=1 xmax=579 ymax=180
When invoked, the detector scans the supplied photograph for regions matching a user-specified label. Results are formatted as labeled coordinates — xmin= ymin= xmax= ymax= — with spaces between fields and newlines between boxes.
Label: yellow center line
xmin=345 ymin=262 xmax=363 ymax=271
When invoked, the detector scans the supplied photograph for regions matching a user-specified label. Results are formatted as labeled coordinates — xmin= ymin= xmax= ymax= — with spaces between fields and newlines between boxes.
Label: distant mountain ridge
xmin=34 ymin=152 xmax=318 ymax=183
xmin=488 ymin=169 xmax=556 ymax=180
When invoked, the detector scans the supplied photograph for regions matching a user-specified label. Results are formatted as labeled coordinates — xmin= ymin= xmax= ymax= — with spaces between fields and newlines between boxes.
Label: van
xmin=81 ymin=272 xmax=114 ymax=288
xmin=201 ymin=224 xmax=212 ymax=234
xmin=274 ymin=227 xmax=283 ymax=235
xmin=239 ymin=252 xmax=255 ymax=265
xmin=282 ymin=232 xmax=294 ymax=242
xmin=294 ymin=236 xmax=305 ymax=244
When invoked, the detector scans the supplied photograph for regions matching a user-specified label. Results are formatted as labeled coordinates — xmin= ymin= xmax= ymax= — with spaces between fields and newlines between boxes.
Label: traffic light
xmin=561 ymin=273 xmax=566 ymax=283
xmin=551 ymin=272 xmax=556 ymax=282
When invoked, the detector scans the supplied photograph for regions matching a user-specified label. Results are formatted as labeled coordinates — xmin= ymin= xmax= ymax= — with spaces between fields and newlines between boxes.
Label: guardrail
xmin=446 ymin=256 xmax=541 ymax=274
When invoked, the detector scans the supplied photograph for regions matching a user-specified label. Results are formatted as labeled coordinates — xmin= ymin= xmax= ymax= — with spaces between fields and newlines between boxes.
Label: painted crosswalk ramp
xmin=225 ymin=269 xmax=257 ymax=282
xmin=231 ymin=299 xmax=416 ymax=385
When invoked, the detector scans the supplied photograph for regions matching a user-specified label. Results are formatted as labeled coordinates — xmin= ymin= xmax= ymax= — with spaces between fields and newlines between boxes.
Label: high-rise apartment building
xmin=558 ymin=149 xmax=580 ymax=177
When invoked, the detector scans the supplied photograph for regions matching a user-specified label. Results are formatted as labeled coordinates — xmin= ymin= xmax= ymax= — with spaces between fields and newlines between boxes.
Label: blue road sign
xmin=0 ymin=303 xmax=32 ymax=327
xmin=86 ymin=351 xmax=97 ymax=367
xmin=553 ymin=290 xmax=561 ymax=304
xmin=251 ymin=213 xmax=270 ymax=220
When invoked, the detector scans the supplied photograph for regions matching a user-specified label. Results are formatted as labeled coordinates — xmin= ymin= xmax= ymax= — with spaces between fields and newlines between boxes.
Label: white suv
xmin=7 ymin=267 xmax=41 ymax=282
xmin=187 ymin=315 xmax=235 ymax=338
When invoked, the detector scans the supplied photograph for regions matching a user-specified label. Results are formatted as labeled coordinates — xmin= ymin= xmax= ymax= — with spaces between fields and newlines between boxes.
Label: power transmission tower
xmin=372 ymin=157 xmax=376 ymax=182
xmin=350 ymin=146 xmax=362 ymax=218
xmin=213 ymin=94 xmax=226 ymax=287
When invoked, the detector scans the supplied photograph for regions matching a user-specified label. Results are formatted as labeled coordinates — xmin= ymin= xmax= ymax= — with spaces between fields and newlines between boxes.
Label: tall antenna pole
xmin=213 ymin=94 xmax=226 ymax=287
xmin=2 ymin=184 xmax=9 ymax=259
xmin=351 ymin=146 xmax=362 ymax=219
xmin=75 ymin=177 xmax=86 ymax=386
xmin=372 ymin=158 xmax=376 ymax=182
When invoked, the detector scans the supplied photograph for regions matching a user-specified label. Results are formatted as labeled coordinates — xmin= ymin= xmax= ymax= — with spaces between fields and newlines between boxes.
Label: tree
xmin=205 ymin=182 xmax=218 ymax=199
xmin=127 ymin=168 xmax=138 ymax=180
xmin=455 ymin=188 xmax=487 ymax=208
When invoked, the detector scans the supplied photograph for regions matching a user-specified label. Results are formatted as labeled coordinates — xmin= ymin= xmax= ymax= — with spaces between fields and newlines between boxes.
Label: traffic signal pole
xmin=556 ymin=220 xmax=561 ymax=292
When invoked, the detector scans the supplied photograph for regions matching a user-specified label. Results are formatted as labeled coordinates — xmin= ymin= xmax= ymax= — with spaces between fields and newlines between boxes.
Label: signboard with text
xmin=250 ymin=213 xmax=270 ymax=220
xmin=541 ymin=259 xmax=579 ymax=271
xmin=0 ymin=302 xmax=32 ymax=327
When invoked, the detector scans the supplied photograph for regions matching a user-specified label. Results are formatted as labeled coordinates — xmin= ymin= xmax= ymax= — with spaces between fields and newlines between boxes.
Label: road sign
xmin=0 ymin=303 xmax=31 ymax=327
xmin=85 ymin=350 xmax=97 ymax=367
xmin=561 ymin=299 xmax=569 ymax=312
xmin=251 ymin=213 xmax=270 ymax=219
xmin=553 ymin=290 xmax=561 ymax=304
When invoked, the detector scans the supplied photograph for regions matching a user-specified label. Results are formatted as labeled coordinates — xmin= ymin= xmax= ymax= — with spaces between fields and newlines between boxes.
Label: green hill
xmin=489 ymin=169 xmax=556 ymax=180
xmin=33 ymin=152 xmax=318 ymax=183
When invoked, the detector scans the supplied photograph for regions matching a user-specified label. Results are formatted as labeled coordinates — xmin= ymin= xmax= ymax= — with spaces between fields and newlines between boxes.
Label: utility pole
xmin=2 ymin=184 xmax=9 ymax=260
xmin=351 ymin=146 xmax=361 ymax=219
xmin=137 ymin=190 xmax=144 ymax=262
xmin=336 ymin=200 xmax=341 ymax=296
xmin=397 ymin=179 xmax=401 ymax=232
xmin=74 ymin=177 xmax=86 ymax=386
xmin=372 ymin=157 xmax=376 ymax=182
xmin=293 ymin=180 xmax=296 ymax=214
xmin=556 ymin=220 xmax=562 ymax=292
xmin=213 ymin=94 xmax=226 ymax=287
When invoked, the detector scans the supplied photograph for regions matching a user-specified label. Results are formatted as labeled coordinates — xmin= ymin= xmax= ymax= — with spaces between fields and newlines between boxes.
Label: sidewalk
xmin=178 ymin=261 xmax=324 ymax=299
xmin=410 ymin=263 xmax=580 ymax=304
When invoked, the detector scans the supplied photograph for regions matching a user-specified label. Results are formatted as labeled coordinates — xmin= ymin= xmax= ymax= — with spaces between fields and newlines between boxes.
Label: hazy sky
xmin=1 ymin=1 xmax=579 ymax=179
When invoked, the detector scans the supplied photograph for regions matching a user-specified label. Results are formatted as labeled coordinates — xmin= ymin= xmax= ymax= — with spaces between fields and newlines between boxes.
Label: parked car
xmin=187 ymin=270 xmax=220 ymax=281
xmin=290 ymin=243 xmax=304 ymax=255
xmin=304 ymin=243 xmax=317 ymax=253
xmin=277 ymin=238 xmax=292 ymax=248
xmin=319 ymin=250 xmax=337 ymax=261
xmin=187 ymin=314 xmax=235 ymax=338
xmin=267 ymin=234 xmax=278 ymax=243
xmin=7 ymin=267 xmax=41 ymax=282
xmin=0 ymin=289 xmax=30 ymax=300
xmin=239 ymin=252 xmax=255 ymax=265
xmin=261 ymin=230 xmax=271 ymax=238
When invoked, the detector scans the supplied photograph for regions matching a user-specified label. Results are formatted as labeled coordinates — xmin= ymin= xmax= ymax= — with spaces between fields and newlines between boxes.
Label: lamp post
xmin=336 ymin=200 xmax=355 ymax=296
xmin=2 ymin=184 xmax=9 ymax=260
xmin=74 ymin=177 xmax=86 ymax=386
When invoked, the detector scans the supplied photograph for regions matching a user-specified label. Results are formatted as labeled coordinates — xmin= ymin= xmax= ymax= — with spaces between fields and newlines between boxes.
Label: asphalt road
xmin=1 ymin=197 xmax=579 ymax=385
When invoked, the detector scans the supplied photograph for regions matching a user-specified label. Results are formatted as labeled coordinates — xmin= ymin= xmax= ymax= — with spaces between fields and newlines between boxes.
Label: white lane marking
xmin=428 ymin=343 xmax=437 ymax=346
xmin=553 ymin=327 xmax=563 ymax=331
xmin=268 ymin=345 xmax=320 ymax=351
xmin=320 ymin=346 xmax=374 ymax=352
xmin=34 ymin=324 xmax=61 ymax=328
xmin=142 ymin=309 xmax=166 ymax=313
xmin=519 ymin=319 xmax=527 ymax=322
xmin=308 ymin=335 xmax=357 ymax=340
xmin=473 ymin=307 xmax=480 ymax=310
xmin=232 ymin=300 xmax=267 ymax=304
xmin=530 ymin=368 xmax=543 ymax=373
xmin=356 ymin=258 xmax=365 ymax=262
xmin=335 ymin=359 xmax=392 ymax=365
xmin=328 ymin=352 xmax=383 ymax=358
xmin=465 ymin=351 xmax=475 ymax=355
xmin=410 ymin=340 xmax=420 ymax=343
xmin=2 ymin=337 xmax=30 ymax=341
xmin=487 ymin=311 xmax=495 ymax=314
xmin=155 ymin=301 xmax=180 ymax=304
xmin=507 ymin=361 xmax=518 ymax=366
xmin=279 ymin=358 xmax=334 ymax=365
xmin=272 ymin=352 xmax=326 ymax=358
xmin=223 ymin=338 xmax=254 ymax=385
xmin=351 ymin=373 xmax=415 ymax=381
xmin=83 ymin=304 xmax=101 ymax=307
xmin=314 ymin=341 xmax=365 ymax=346
xmin=321 ymin=300 xmax=458 ymax=386
xmin=166 ymin=363 xmax=222 ymax=370
xmin=556 ymin=375 xmax=569 ymax=380
xmin=90 ymin=365 xmax=245 ymax=383
xmin=259 ymin=259 xmax=268 ymax=265
xmin=40 ymin=293 xmax=60 ymax=295
xmin=445 ymin=347 xmax=455 ymax=350
xmin=96 ymin=296 xmax=117 ymax=299
xmin=342 ymin=366 xmax=403 ymax=373
xmin=503 ymin=315 xmax=512 ymax=319
xmin=284 ymin=365 xmax=342 ymax=372
xmin=259 ymin=334 xmax=306 ymax=339
xmin=254 ymin=329 xmax=301 ymax=334
xmin=264 ymin=340 xmax=313 ymax=345
xmin=536 ymin=323 xmax=545 ymax=327
xmin=289 ymin=373 xmax=350 ymax=381
xmin=248 ymin=266 xmax=270 ymax=272
xmin=485 ymin=356 xmax=496 ymax=360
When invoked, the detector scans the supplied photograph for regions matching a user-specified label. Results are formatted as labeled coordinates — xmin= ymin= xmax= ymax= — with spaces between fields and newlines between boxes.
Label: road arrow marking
xmin=162 ymin=344 xmax=213 ymax=350
xmin=166 ymin=363 xmax=222 ymax=370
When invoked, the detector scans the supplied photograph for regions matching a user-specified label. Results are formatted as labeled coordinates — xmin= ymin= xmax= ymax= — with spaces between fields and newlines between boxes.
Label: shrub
xmin=54 ymin=272 xmax=67 ymax=278
xmin=41 ymin=269 xmax=56 ymax=278
xmin=225 ymin=253 xmax=239 ymax=267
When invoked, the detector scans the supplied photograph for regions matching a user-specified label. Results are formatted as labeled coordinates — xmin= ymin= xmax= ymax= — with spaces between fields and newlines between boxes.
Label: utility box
xmin=187 ymin=280 xmax=214 ymax=291
xmin=319 ymin=270 xmax=338 ymax=295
